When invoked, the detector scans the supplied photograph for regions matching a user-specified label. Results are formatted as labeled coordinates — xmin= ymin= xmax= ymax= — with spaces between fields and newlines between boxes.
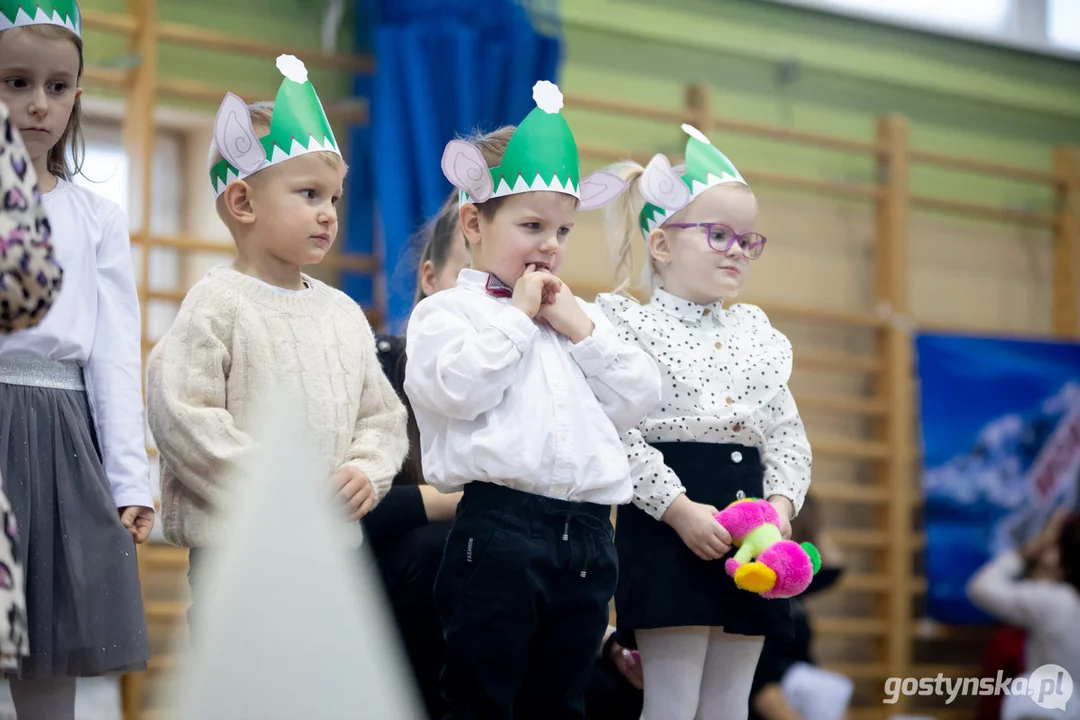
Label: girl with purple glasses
xmin=594 ymin=124 xmax=813 ymax=719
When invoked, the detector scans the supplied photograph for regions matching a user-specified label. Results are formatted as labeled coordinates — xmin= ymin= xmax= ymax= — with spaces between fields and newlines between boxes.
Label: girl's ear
xmin=459 ymin=203 xmax=482 ymax=248
xmin=648 ymin=228 xmax=672 ymax=268
xmin=222 ymin=181 xmax=257 ymax=224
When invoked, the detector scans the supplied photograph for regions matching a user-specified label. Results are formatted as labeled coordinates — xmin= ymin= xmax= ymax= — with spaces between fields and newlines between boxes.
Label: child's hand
xmin=662 ymin=494 xmax=732 ymax=561
xmin=511 ymin=264 xmax=561 ymax=318
xmin=119 ymin=506 xmax=155 ymax=544
xmin=768 ymin=495 xmax=795 ymax=540
xmin=610 ymin=641 xmax=644 ymax=690
xmin=331 ymin=465 xmax=375 ymax=522
xmin=537 ymin=280 xmax=595 ymax=343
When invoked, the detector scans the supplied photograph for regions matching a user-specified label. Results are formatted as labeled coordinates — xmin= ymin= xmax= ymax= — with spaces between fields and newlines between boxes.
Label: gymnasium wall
xmin=556 ymin=0 xmax=1080 ymax=337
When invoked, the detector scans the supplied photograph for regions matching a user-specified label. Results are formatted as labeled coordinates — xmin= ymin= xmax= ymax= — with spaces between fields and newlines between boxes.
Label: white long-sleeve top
xmin=967 ymin=550 xmax=1080 ymax=719
xmin=403 ymin=268 xmax=662 ymax=505
xmin=0 ymin=178 xmax=151 ymax=510
xmin=595 ymin=289 xmax=812 ymax=521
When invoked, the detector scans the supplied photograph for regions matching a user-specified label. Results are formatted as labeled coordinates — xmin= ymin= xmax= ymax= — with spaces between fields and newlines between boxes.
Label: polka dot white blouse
xmin=596 ymin=289 xmax=812 ymax=521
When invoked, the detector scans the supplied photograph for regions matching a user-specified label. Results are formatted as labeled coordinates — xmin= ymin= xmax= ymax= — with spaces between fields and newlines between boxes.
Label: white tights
xmin=636 ymin=626 xmax=764 ymax=720
xmin=9 ymin=677 xmax=77 ymax=720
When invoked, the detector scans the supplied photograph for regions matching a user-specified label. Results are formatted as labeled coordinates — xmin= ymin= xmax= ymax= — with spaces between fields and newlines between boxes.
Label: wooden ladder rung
xmin=913 ymin=620 xmax=993 ymax=641
xmin=144 ymin=601 xmax=187 ymax=621
xmin=148 ymin=654 xmax=177 ymax=672
xmin=821 ymin=662 xmax=890 ymax=679
xmin=846 ymin=709 xmax=889 ymax=720
xmin=809 ymin=483 xmax=890 ymax=504
xmin=830 ymin=528 xmax=889 ymax=547
xmin=834 ymin=573 xmax=928 ymax=594
xmin=139 ymin=543 xmax=188 ymax=566
xmin=811 ymin=436 xmax=891 ymax=460
xmin=814 ymin=617 xmax=890 ymax=636
xmin=795 ymin=392 xmax=889 ymax=416
xmin=911 ymin=663 xmax=983 ymax=679
xmin=754 ymin=301 xmax=887 ymax=329
xmin=837 ymin=573 xmax=891 ymax=592
xmin=795 ymin=349 xmax=884 ymax=374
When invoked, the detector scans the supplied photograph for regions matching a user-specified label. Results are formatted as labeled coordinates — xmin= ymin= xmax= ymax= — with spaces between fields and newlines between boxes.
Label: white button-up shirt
xmin=404 ymin=269 xmax=662 ymax=505
xmin=596 ymin=289 xmax=812 ymax=521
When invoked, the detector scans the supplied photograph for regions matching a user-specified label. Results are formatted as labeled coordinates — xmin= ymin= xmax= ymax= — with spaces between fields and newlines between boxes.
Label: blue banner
xmin=916 ymin=333 xmax=1080 ymax=625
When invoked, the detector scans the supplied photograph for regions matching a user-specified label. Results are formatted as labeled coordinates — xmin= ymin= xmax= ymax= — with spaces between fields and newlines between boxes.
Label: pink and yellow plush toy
xmin=715 ymin=498 xmax=821 ymax=599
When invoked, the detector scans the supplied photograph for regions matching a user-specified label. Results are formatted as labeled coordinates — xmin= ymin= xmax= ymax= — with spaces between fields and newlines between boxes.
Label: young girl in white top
xmin=596 ymin=125 xmax=812 ymax=719
xmin=0 ymin=3 xmax=153 ymax=717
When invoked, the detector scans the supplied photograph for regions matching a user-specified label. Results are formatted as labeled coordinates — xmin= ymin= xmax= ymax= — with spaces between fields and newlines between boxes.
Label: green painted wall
xmin=81 ymin=0 xmax=355 ymax=108
xmin=77 ymin=0 xmax=1080 ymax=214
xmin=559 ymin=0 xmax=1080 ymax=214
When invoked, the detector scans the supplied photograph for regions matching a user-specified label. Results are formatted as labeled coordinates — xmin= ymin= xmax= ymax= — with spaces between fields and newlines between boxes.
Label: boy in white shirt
xmin=404 ymin=81 xmax=662 ymax=720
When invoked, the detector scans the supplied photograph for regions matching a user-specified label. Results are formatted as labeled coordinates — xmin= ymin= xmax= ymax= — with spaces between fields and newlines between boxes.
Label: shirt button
xmin=731 ymin=451 xmax=743 ymax=463
xmin=557 ymin=433 xmax=568 ymax=442
xmin=702 ymin=308 xmax=710 ymax=316
xmin=725 ymin=397 xmax=735 ymax=405
xmin=733 ymin=423 xmax=742 ymax=432
xmin=714 ymin=341 xmax=722 ymax=349
xmin=552 ymin=487 xmax=565 ymax=498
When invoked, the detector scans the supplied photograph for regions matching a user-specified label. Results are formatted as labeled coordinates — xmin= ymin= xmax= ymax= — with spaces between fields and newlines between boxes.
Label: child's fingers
xmin=350 ymin=494 xmax=376 ymax=522
xmin=714 ymin=522 xmax=732 ymax=544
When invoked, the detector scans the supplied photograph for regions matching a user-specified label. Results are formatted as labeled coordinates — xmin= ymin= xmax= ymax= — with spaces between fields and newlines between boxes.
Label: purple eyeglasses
xmin=664 ymin=223 xmax=767 ymax=260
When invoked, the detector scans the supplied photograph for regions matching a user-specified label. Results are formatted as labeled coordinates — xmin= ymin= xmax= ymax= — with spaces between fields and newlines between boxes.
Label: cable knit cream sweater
xmin=146 ymin=266 xmax=408 ymax=548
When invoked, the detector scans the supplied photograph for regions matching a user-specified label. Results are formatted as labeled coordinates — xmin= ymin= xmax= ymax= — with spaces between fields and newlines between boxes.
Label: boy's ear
xmin=459 ymin=203 xmax=482 ymax=247
xmin=222 ymin=181 xmax=257 ymax=225
xmin=419 ymin=259 xmax=438 ymax=298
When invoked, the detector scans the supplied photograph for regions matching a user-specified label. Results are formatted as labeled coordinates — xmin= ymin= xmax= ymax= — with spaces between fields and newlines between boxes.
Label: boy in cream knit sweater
xmin=147 ymin=58 xmax=407 ymax=578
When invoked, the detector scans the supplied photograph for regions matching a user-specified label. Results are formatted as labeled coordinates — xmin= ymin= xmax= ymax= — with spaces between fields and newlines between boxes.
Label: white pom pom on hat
xmin=276 ymin=54 xmax=309 ymax=84
xmin=681 ymin=123 xmax=711 ymax=144
xmin=532 ymin=80 xmax=564 ymax=114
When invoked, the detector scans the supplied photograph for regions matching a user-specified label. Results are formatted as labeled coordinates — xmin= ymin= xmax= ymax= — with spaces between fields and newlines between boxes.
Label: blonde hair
xmin=0 ymin=25 xmax=84 ymax=180
xmin=604 ymin=160 xmax=661 ymax=297
xmin=458 ymin=125 xmax=516 ymax=219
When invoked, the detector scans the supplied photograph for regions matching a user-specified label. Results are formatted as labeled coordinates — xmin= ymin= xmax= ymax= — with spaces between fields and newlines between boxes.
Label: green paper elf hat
xmin=442 ymin=81 xmax=627 ymax=211
xmin=637 ymin=124 xmax=748 ymax=239
xmin=0 ymin=0 xmax=81 ymax=36
xmin=209 ymin=54 xmax=340 ymax=197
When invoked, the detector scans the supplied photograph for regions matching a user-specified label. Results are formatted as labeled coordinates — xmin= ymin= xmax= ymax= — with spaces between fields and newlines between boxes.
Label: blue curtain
xmin=361 ymin=0 xmax=563 ymax=334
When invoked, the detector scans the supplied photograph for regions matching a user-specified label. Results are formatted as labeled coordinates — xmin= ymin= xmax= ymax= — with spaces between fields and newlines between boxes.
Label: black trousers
xmin=435 ymin=482 xmax=618 ymax=720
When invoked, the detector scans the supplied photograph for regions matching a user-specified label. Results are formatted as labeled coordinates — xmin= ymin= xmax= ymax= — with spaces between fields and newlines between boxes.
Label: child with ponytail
xmin=596 ymin=125 xmax=813 ymax=719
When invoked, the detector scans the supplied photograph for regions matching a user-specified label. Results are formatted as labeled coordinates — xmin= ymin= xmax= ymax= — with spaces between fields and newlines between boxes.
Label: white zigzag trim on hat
xmin=689 ymin=171 xmax=745 ymax=199
xmin=0 ymin=6 xmax=78 ymax=34
xmin=491 ymin=173 xmax=580 ymax=199
xmin=212 ymin=135 xmax=341 ymax=197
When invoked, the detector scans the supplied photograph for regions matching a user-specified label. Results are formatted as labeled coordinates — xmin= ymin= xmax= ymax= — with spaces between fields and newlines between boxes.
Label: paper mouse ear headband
xmin=637 ymin=124 xmax=748 ymax=240
xmin=0 ymin=0 xmax=80 ymax=36
xmin=209 ymin=54 xmax=341 ymax=197
xmin=440 ymin=80 xmax=628 ymax=211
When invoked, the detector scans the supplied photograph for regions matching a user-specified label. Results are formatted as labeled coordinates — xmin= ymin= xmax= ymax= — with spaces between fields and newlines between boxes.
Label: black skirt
xmin=614 ymin=442 xmax=793 ymax=641
xmin=0 ymin=360 xmax=149 ymax=678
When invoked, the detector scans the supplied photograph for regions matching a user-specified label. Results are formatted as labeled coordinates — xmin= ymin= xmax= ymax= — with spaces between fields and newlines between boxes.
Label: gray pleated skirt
xmin=0 ymin=358 xmax=149 ymax=678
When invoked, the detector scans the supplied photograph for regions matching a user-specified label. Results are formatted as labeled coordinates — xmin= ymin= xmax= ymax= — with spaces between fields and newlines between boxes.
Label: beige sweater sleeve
xmin=337 ymin=304 xmax=408 ymax=504
xmin=146 ymin=282 xmax=255 ymax=506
